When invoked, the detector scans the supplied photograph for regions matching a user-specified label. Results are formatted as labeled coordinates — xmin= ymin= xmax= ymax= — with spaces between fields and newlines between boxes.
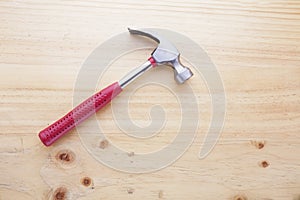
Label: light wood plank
xmin=0 ymin=0 xmax=299 ymax=199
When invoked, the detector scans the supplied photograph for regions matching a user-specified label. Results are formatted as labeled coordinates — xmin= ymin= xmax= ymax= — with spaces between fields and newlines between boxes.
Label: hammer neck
xmin=118 ymin=60 xmax=153 ymax=89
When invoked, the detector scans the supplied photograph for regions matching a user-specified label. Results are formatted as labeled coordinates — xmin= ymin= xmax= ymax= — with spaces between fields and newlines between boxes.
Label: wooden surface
xmin=0 ymin=0 xmax=300 ymax=199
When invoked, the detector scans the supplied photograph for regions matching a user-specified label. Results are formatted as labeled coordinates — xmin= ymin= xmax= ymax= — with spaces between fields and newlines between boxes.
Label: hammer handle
xmin=38 ymin=82 xmax=122 ymax=146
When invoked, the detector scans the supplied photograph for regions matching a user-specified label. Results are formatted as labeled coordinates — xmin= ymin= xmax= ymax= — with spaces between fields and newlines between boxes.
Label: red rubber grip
xmin=38 ymin=82 xmax=122 ymax=146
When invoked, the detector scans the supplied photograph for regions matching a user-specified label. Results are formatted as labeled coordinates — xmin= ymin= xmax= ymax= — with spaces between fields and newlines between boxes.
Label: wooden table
xmin=0 ymin=0 xmax=299 ymax=199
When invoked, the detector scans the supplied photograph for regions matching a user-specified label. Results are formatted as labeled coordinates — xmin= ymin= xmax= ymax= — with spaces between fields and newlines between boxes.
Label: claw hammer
xmin=39 ymin=28 xmax=193 ymax=146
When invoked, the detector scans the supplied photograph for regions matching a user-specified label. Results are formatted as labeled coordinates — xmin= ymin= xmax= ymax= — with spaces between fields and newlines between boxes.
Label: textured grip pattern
xmin=39 ymin=82 xmax=122 ymax=146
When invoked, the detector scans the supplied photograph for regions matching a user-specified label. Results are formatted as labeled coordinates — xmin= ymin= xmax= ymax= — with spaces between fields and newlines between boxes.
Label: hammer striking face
xmin=38 ymin=28 xmax=194 ymax=146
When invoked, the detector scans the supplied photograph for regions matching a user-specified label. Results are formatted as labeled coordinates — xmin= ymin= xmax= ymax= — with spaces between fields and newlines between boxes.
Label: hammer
xmin=39 ymin=28 xmax=194 ymax=146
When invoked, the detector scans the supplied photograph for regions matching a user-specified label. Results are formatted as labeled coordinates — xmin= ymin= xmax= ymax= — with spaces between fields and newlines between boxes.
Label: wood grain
xmin=0 ymin=0 xmax=299 ymax=199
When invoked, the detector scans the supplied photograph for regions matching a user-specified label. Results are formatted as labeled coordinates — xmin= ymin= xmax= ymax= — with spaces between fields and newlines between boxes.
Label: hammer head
xmin=128 ymin=28 xmax=193 ymax=84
